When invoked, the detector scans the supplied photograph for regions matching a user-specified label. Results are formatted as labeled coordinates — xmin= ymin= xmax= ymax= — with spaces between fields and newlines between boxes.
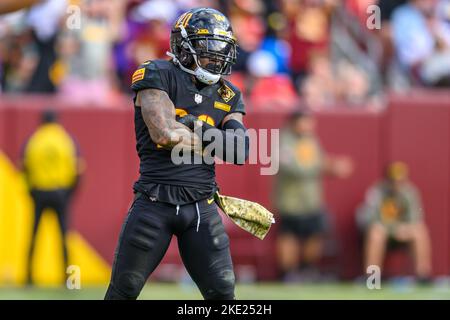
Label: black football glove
xmin=176 ymin=114 xmax=198 ymax=130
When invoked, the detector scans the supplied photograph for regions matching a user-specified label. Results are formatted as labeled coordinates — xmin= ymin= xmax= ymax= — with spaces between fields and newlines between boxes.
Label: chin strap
xmin=166 ymin=51 xmax=220 ymax=85
xmin=166 ymin=26 xmax=221 ymax=85
xmin=166 ymin=51 xmax=196 ymax=76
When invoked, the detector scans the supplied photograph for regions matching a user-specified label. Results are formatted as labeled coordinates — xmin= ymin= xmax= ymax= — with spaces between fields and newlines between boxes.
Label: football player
xmin=104 ymin=7 xmax=249 ymax=300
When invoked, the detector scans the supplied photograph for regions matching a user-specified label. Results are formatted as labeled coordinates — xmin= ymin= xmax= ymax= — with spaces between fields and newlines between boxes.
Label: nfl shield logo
xmin=194 ymin=94 xmax=203 ymax=104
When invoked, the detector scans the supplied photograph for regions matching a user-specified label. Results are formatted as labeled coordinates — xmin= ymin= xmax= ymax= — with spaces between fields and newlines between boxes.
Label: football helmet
xmin=167 ymin=8 xmax=237 ymax=85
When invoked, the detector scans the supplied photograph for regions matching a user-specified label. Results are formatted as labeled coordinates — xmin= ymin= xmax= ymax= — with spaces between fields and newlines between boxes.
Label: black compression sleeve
xmin=195 ymin=119 xmax=249 ymax=165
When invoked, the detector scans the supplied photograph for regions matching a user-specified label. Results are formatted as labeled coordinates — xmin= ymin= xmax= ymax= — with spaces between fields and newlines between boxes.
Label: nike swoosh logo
xmin=207 ymin=198 xmax=214 ymax=205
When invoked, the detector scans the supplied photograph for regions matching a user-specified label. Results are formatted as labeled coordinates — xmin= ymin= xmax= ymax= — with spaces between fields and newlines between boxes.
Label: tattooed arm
xmin=137 ymin=88 xmax=201 ymax=152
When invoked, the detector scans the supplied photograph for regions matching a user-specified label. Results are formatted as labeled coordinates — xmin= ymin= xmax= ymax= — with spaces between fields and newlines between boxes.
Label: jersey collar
xmin=181 ymin=69 xmax=220 ymax=98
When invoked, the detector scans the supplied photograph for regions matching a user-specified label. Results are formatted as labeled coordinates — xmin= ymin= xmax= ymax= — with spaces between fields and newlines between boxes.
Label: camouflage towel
xmin=214 ymin=192 xmax=275 ymax=240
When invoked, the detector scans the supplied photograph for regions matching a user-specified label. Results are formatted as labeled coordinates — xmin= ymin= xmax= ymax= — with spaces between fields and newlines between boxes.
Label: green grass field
xmin=1 ymin=282 xmax=449 ymax=300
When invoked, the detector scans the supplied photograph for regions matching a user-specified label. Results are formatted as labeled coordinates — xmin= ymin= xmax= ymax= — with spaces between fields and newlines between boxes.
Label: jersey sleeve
xmin=130 ymin=61 xmax=169 ymax=93
xmin=231 ymin=92 xmax=246 ymax=115
xmin=218 ymin=81 xmax=246 ymax=115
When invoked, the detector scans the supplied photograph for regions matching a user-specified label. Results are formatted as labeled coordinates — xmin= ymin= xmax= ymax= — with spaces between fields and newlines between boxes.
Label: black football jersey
xmin=130 ymin=59 xmax=245 ymax=205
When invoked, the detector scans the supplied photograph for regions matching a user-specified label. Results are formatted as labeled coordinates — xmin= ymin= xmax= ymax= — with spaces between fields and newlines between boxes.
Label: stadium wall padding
xmin=0 ymin=107 xmax=5 ymax=150
xmin=386 ymin=94 xmax=450 ymax=276
xmin=0 ymin=92 xmax=449 ymax=281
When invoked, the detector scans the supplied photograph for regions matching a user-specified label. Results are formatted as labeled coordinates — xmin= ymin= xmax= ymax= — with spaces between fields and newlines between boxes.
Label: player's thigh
xmin=177 ymin=206 xmax=234 ymax=294
xmin=111 ymin=197 xmax=173 ymax=285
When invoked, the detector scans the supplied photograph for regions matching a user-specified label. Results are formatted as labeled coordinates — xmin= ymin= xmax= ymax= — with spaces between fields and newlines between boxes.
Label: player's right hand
xmin=176 ymin=114 xmax=199 ymax=131
xmin=171 ymin=127 xmax=202 ymax=155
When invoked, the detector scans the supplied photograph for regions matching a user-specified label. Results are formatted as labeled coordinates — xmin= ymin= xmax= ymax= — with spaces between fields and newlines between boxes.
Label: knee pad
xmin=203 ymin=269 xmax=235 ymax=300
xmin=104 ymin=283 xmax=128 ymax=300
xmin=105 ymin=272 xmax=146 ymax=300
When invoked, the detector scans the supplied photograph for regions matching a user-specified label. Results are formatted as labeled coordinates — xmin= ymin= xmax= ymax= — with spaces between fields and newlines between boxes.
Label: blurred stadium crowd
xmin=1 ymin=0 xmax=450 ymax=110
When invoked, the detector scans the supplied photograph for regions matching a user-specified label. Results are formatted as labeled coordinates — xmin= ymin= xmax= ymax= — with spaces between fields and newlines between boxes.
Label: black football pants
xmin=104 ymin=193 xmax=235 ymax=300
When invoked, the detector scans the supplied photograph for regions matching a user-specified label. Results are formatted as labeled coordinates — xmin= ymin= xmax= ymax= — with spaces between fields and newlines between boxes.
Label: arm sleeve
xmin=230 ymin=93 xmax=246 ymax=115
xmin=130 ymin=61 xmax=169 ymax=94
xmin=199 ymin=119 xmax=249 ymax=165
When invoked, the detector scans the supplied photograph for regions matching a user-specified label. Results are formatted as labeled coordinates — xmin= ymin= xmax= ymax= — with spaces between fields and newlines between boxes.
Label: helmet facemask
xmin=168 ymin=25 xmax=237 ymax=85
xmin=189 ymin=37 xmax=236 ymax=75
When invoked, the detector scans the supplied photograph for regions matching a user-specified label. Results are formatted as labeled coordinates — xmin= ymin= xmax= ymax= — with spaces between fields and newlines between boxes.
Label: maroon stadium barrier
xmin=386 ymin=92 xmax=450 ymax=277
xmin=0 ymin=106 xmax=5 ymax=150
xmin=0 ymin=91 xmax=449 ymax=280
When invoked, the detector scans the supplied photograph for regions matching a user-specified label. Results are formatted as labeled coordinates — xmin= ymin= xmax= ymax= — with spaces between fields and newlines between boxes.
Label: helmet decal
xmin=175 ymin=12 xmax=193 ymax=29
xmin=213 ymin=13 xmax=226 ymax=22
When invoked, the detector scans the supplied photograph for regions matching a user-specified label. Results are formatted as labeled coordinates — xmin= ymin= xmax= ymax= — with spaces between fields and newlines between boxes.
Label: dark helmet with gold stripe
xmin=167 ymin=8 xmax=237 ymax=85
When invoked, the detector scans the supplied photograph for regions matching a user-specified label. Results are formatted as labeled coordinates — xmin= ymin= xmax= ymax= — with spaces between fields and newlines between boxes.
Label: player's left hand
xmin=176 ymin=114 xmax=198 ymax=130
